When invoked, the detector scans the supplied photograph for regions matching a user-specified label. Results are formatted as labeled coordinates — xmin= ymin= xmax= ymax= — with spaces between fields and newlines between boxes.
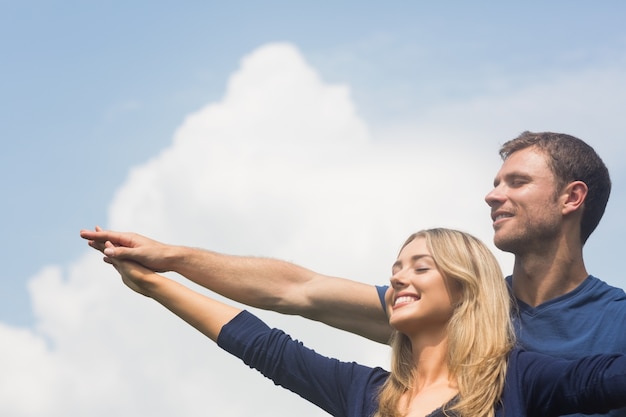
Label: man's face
xmin=485 ymin=147 xmax=564 ymax=254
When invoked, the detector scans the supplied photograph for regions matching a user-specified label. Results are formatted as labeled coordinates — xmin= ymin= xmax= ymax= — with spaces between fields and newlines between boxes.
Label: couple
xmin=81 ymin=131 xmax=626 ymax=417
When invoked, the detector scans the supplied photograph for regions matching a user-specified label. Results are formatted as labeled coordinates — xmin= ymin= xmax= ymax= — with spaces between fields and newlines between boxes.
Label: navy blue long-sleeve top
xmin=217 ymin=311 xmax=626 ymax=417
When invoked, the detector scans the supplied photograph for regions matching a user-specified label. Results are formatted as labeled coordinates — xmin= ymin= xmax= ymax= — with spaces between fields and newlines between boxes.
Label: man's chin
xmin=493 ymin=235 xmax=518 ymax=253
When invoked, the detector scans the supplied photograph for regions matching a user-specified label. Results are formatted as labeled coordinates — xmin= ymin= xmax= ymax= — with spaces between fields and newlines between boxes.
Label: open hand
xmin=80 ymin=226 xmax=174 ymax=272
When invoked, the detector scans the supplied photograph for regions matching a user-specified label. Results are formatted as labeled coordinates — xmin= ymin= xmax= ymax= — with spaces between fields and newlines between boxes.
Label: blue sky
xmin=4 ymin=1 xmax=626 ymax=325
xmin=2 ymin=2 xmax=626 ymax=416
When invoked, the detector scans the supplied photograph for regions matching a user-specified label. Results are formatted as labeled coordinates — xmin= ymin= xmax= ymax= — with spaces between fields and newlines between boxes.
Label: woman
xmin=100 ymin=228 xmax=626 ymax=417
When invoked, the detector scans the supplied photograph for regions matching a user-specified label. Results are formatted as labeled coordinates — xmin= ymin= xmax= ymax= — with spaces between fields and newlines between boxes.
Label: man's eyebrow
xmin=493 ymin=171 xmax=531 ymax=187
xmin=505 ymin=171 xmax=531 ymax=178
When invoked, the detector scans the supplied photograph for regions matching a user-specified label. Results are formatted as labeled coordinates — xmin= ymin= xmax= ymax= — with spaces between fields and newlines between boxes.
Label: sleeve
xmin=514 ymin=349 xmax=626 ymax=416
xmin=376 ymin=285 xmax=389 ymax=314
xmin=217 ymin=311 xmax=387 ymax=417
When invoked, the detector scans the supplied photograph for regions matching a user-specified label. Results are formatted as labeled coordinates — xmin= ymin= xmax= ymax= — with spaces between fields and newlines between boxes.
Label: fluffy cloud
xmin=1 ymin=42 xmax=624 ymax=416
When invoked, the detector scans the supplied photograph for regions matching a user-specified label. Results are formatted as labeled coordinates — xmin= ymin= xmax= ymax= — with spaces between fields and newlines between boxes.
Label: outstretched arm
xmin=107 ymin=245 xmax=385 ymax=417
xmin=105 ymin=243 xmax=240 ymax=342
xmin=80 ymin=227 xmax=392 ymax=343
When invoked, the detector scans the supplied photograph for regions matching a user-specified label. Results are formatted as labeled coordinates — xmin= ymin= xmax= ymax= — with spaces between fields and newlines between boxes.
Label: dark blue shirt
xmin=218 ymin=310 xmax=626 ymax=417
xmin=378 ymin=276 xmax=626 ymax=417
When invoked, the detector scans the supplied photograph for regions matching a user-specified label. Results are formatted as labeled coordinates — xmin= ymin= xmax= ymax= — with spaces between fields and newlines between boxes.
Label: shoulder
xmin=587 ymin=276 xmax=626 ymax=296
xmin=548 ymin=275 xmax=626 ymax=309
xmin=584 ymin=276 xmax=626 ymax=310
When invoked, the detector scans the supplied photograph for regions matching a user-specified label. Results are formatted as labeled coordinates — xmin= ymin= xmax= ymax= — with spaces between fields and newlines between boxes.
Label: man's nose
xmin=484 ymin=185 xmax=504 ymax=207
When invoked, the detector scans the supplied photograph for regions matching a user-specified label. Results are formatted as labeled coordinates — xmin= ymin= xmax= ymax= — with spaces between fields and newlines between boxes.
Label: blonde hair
xmin=375 ymin=228 xmax=515 ymax=417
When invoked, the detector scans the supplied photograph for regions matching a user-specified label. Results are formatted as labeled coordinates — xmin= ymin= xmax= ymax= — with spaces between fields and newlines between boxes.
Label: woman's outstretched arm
xmin=105 ymin=242 xmax=241 ymax=342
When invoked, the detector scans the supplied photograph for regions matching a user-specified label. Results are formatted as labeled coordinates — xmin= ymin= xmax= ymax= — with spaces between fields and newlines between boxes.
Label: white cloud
xmin=2 ymin=42 xmax=625 ymax=416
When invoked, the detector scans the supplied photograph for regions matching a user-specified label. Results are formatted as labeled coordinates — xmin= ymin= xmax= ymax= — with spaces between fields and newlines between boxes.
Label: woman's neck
xmin=400 ymin=344 xmax=458 ymax=417
xmin=409 ymin=331 xmax=454 ymax=389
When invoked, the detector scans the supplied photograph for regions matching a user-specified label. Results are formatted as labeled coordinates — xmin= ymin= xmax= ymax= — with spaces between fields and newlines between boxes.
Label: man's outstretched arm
xmin=80 ymin=227 xmax=392 ymax=343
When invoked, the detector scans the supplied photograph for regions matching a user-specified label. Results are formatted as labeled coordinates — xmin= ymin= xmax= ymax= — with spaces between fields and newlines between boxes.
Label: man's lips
xmin=491 ymin=211 xmax=513 ymax=225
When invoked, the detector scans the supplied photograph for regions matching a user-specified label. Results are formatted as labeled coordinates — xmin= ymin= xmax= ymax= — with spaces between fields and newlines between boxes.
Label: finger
xmin=103 ymin=240 xmax=117 ymax=256
xmin=88 ymin=240 xmax=103 ymax=251
xmin=87 ymin=240 xmax=106 ymax=253
xmin=94 ymin=230 xmax=133 ymax=247
xmin=103 ymin=240 xmax=132 ymax=259
xmin=80 ymin=228 xmax=102 ymax=238
xmin=80 ymin=228 xmax=119 ymax=242
xmin=103 ymin=244 xmax=123 ymax=266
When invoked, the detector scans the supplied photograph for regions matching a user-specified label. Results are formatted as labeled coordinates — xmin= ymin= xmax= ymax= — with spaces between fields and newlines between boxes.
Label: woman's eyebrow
xmin=391 ymin=254 xmax=432 ymax=271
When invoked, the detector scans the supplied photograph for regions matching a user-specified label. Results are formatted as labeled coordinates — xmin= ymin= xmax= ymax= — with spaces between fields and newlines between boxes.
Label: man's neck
xmin=511 ymin=243 xmax=588 ymax=307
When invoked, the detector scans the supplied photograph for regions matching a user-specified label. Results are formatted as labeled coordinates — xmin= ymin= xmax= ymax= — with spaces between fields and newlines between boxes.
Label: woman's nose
xmin=390 ymin=271 xmax=407 ymax=289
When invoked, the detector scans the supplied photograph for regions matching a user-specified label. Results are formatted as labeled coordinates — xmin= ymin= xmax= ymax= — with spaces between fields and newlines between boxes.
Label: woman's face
xmin=387 ymin=237 xmax=459 ymax=336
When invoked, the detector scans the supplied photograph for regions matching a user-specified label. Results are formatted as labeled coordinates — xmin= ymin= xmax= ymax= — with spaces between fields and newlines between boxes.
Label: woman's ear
xmin=446 ymin=277 xmax=464 ymax=308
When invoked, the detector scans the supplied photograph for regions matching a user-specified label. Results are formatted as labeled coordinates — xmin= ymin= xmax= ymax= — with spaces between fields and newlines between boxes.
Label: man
xmin=484 ymin=133 xmax=624 ymax=366
xmin=81 ymin=131 xmax=626 ymax=416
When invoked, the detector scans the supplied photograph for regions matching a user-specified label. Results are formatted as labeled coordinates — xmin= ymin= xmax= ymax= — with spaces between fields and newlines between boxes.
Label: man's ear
xmin=562 ymin=181 xmax=588 ymax=215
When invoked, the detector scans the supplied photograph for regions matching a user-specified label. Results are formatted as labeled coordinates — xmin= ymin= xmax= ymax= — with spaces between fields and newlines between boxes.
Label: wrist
xmin=141 ymin=272 xmax=176 ymax=299
xmin=164 ymin=245 xmax=194 ymax=273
